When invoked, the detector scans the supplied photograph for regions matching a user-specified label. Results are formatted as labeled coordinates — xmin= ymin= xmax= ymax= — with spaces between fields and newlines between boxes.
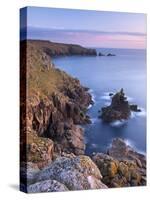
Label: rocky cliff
xmin=20 ymin=40 xmax=94 ymax=170
xmin=20 ymin=40 xmax=146 ymax=193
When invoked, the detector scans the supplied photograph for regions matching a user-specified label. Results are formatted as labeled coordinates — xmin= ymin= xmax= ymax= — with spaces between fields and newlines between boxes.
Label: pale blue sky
xmin=21 ymin=6 xmax=146 ymax=49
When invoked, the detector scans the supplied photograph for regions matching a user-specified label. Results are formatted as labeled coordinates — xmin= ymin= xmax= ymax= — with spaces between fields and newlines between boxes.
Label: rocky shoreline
xmin=20 ymin=40 xmax=146 ymax=193
xmin=21 ymin=138 xmax=146 ymax=192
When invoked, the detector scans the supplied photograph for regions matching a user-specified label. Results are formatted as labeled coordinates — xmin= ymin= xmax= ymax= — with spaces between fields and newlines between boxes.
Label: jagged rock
xmin=100 ymin=89 xmax=131 ymax=122
xmin=92 ymin=138 xmax=146 ymax=187
xmin=100 ymin=89 xmax=142 ymax=122
xmin=27 ymin=180 xmax=69 ymax=193
xmin=35 ymin=155 xmax=107 ymax=191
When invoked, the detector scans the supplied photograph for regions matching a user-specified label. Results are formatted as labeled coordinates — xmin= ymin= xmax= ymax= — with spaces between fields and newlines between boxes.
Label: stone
xmin=92 ymin=138 xmax=146 ymax=188
xmin=35 ymin=155 xmax=107 ymax=191
xmin=100 ymin=89 xmax=141 ymax=122
xmin=27 ymin=180 xmax=69 ymax=193
xmin=98 ymin=52 xmax=105 ymax=56
xmin=107 ymin=53 xmax=116 ymax=56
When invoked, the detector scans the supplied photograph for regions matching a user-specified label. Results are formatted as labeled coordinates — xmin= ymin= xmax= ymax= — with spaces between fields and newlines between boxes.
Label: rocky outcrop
xmin=92 ymin=138 xmax=146 ymax=188
xmin=98 ymin=52 xmax=105 ymax=56
xmin=98 ymin=52 xmax=116 ymax=56
xmin=25 ymin=155 xmax=107 ymax=192
xmin=107 ymin=53 xmax=116 ymax=56
xmin=130 ymin=104 xmax=141 ymax=112
xmin=100 ymin=89 xmax=141 ymax=122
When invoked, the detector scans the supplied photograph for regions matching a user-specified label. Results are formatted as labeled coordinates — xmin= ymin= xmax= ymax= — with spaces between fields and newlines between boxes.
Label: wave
xmin=124 ymin=139 xmax=146 ymax=155
xmin=91 ymin=118 xmax=98 ymax=124
xmin=110 ymin=120 xmax=127 ymax=127
xmin=91 ymin=143 xmax=98 ymax=148
xmin=87 ymin=104 xmax=92 ymax=109
xmin=126 ymin=96 xmax=134 ymax=102
xmin=124 ymin=139 xmax=135 ymax=148
xmin=100 ymin=95 xmax=111 ymax=101
xmin=89 ymin=89 xmax=96 ymax=103
xmin=104 ymin=101 xmax=111 ymax=106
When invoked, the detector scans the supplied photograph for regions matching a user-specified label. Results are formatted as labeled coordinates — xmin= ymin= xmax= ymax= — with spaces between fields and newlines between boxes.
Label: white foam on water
xmin=89 ymin=89 xmax=96 ymax=103
xmin=124 ymin=139 xmax=135 ymax=149
xmin=103 ymin=92 xmax=114 ymax=96
xmin=110 ymin=120 xmax=127 ymax=127
xmin=131 ymin=108 xmax=146 ymax=118
xmin=91 ymin=118 xmax=98 ymax=124
xmin=124 ymin=139 xmax=146 ymax=155
xmin=135 ymin=108 xmax=146 ymax=117
xmin=125 ymin=96 xmax=134 ymax=102
xmin=100 ymin=95 xmax=111 ymax=101
xmin=87 ymin=104 xmax=92 ymax=109
xmin=91 ymin=143 xmax=98 ymax=148
xmin=104 ymin=101 xmax=111 ymax=106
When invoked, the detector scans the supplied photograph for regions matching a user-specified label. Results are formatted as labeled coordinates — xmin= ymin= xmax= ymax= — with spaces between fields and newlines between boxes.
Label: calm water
xmin=53 ymin=48 xmax=146 ymax=155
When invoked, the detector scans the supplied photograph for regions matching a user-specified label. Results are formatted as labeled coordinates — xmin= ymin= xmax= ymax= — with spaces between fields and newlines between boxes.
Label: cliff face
xmin=20 ymin=40 xmax=93 ymax=169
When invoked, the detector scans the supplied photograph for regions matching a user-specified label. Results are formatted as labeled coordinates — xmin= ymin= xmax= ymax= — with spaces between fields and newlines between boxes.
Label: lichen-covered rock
xmin=26 ymin=130 xmax=54 ymax=169
xmin=92 ymin=138 xmax=146 ymax=187
xmin=35 ymin=155 xmax=107 ymax=191
xmin=27 ymin=180 xmax=69 ymax=193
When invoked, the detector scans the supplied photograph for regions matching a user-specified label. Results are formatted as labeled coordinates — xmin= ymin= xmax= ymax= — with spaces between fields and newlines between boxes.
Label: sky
xmin=20 ymin=7 xmax=146 ymax=49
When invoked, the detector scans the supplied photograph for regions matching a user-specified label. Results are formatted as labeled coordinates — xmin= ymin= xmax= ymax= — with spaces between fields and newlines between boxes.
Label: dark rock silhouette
xmin=98 ymin=52 xmax=105 ymax=56
xmin=107 ymin=53 xmax=116 ymax=56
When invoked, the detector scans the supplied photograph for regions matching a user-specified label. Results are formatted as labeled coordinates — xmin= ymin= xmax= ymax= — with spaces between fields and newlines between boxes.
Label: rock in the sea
xmin=27 ymin=180 xmax=69 ymax=193
xmin=100 ymin=89 xmax=131 ymax=122
xmin=107 ymin=53 xmax=116 ymax=56
xmin=98 ymin=52 xmax=105 ymax=56
xmin=100 ymin=89 xmax=142 ymax=122
xmin=92 ymin=138 xmax=146 ymax=187
xmin=109 ymin=93 xmax=114 ymax=96
xmin=35 ymin=155 xmax=107 ymax=191
xmin=130 ymin=104 xmax=141 ymax=112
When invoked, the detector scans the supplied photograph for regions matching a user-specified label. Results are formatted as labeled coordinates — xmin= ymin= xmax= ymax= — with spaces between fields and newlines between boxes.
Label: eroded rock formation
xmin=100 ymin=89 xmax=141 ymax=122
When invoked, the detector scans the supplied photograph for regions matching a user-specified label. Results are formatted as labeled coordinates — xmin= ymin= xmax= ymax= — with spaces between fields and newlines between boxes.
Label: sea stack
xmin=100 ymin=88 xmax=141 ymax=122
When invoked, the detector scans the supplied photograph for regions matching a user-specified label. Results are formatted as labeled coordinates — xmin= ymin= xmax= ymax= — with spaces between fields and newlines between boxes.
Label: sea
xmin=53 ymin=48 xmax=146 ymax=155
